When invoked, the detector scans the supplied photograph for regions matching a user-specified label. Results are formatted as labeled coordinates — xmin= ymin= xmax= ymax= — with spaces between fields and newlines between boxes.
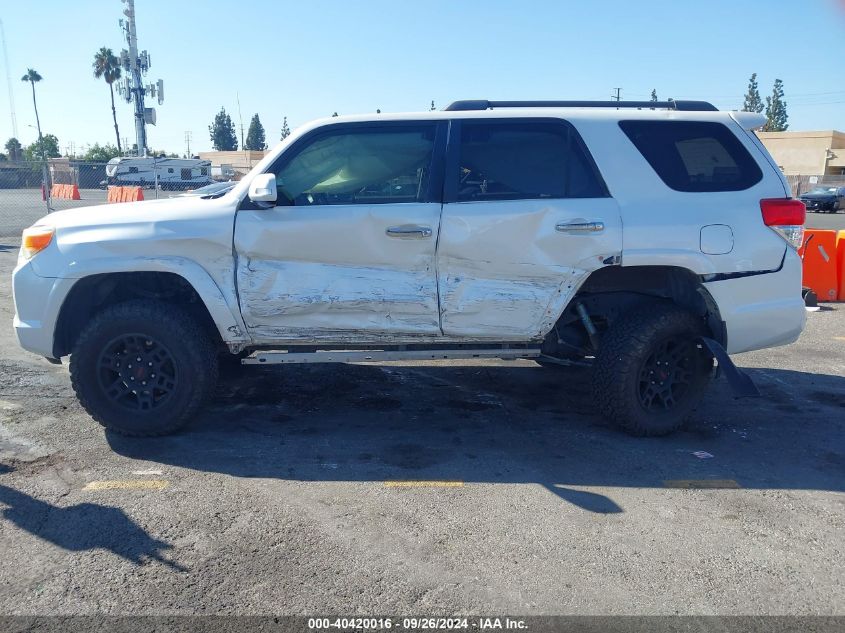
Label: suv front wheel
xmin=69 ymin=300 xmax=218 ymax=436
xmin=592 ymin=304 xmax=713 ymax=436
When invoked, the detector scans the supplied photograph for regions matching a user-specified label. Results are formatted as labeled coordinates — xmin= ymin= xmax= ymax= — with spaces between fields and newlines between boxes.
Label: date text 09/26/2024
xmin=307 ymin=617 xmax=528 ymax=630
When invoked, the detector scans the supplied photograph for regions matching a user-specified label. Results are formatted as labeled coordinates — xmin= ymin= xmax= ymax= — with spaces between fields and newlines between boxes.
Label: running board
xmin=242 ymin=348 xmax=542 ymax=365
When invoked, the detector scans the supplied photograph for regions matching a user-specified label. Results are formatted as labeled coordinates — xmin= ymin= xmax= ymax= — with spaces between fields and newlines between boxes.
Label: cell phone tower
xmin=116 ymin=0 xmax=163 ymax=156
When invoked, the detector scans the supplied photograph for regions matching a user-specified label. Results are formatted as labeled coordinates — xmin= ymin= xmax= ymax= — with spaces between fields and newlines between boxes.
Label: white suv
xmin=12 ymin=100 xmax=807 ymax=437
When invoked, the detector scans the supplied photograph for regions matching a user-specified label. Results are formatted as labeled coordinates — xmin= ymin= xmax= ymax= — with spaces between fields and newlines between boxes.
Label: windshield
xmin=806 ymin=186 xmax=837 ymax=195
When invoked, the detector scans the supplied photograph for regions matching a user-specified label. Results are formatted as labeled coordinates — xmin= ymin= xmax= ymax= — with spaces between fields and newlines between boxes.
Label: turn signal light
xmin=21 ymin=226 xmax=54 ymax=259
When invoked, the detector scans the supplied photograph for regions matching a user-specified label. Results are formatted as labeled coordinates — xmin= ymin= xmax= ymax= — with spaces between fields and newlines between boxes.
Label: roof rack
xmin=443 ymin=100 xmax=718 ymax=112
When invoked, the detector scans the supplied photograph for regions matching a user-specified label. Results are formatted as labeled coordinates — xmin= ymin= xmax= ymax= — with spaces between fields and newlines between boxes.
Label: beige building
xmin=756 ymin=130 xmax=845 ymax=176
xmin=197 ymin=150 xmax=267 ymax=178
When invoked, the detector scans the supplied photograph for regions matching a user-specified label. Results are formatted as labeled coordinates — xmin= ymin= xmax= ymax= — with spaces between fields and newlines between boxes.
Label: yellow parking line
xmin=664 ymin=479 xmax=740 ymax=489
xmin=384 ymin=480 xmax=463 ymax=488
xmin=83 ymin=480 xmax=169 ymax=491
xmin=834 ymin=337 xmax=845 ymax=342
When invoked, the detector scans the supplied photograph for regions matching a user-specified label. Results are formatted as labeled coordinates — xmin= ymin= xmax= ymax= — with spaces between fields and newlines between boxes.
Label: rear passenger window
xmin=619 ymin=121 xmax=762 ymax=192
xmin=454 ymin=121 xmax=607 ymax=202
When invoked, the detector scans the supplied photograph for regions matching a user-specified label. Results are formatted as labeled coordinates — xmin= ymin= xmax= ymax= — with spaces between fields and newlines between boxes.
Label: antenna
xmin=0 ymin=19 xmax=18 ymax=140
xmin=236 ymin=93 xmax=244 ymax=150
xmin=118 ymin=0 xmax=163 ymax=156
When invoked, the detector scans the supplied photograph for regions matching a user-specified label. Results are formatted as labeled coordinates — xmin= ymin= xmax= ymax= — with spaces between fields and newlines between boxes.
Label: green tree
xmin=331 ymin=112 xmax=338 ymax=117
xmin=650 ymin=89 xmax=658 ymax=102
xmin=92 ymin=47 xmax=123 ymax=153
xmin=244 ymin=113 xmax=266 ymax=150
xmin=24 ymin=134 xmax=60 ymax=161
xmin=742 ymin=72 xmax=764 ymax=113
xmin=763 ymin=79 xmax=788 ymax=132
xmin=208 ymin=107 xmax=238 ymax=151
xmin=21 ymin=68 xmax=45 ymax=158
xmin=280 ymin=116 xmax=291 ymax=140
xmin=4 ymin=137 xmax=22 ymax=161
xmin=83 ymin=143 xmax=121 ymax=162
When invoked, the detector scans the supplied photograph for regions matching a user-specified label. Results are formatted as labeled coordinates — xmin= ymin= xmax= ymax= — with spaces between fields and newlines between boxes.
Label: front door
xmin=234 ymin=121 xmax=446 ymax=342
xmin=437 ymin=118 xmax=622 ymax=340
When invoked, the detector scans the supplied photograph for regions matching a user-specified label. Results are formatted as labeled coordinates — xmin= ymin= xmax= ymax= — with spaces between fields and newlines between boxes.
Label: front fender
xmin=46 ymin=256 xmax=249 ymax=343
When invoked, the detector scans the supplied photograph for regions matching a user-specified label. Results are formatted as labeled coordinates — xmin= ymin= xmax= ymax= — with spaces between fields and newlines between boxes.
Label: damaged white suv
xmin=13 ymin=100 xmax=807 ymax=437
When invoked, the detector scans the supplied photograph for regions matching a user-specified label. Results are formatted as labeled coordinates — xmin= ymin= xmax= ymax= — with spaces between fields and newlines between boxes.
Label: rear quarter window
xmin=619 ymin=120 xmax=762 ymax=192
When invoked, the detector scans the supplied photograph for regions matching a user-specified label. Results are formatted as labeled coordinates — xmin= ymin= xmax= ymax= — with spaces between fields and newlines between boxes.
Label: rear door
xmin=234 ymin=121 xmax=447 ymax=341
xmin=437 ymin=118 xmax=622 ymax=340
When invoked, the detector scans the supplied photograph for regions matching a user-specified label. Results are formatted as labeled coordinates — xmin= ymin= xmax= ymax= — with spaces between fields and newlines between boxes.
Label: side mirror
xmin=248 ymin=173 xmax=277 ymax=203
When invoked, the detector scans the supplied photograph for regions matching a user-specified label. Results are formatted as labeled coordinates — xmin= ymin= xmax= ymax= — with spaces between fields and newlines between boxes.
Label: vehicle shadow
xmin=108 ymin=362 xmax=845 ymax=513
xmin=0 ymin=484 xmax=185 ymax=570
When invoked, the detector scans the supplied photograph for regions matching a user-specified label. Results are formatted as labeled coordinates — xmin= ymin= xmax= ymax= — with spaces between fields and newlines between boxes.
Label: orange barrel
xmin=800 ymin=229 xmax=839 ymax=302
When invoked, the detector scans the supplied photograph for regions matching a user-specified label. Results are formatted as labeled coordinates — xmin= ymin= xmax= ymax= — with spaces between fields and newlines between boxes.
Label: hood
xmin=31 ymin=196 xmax=232 ymax=233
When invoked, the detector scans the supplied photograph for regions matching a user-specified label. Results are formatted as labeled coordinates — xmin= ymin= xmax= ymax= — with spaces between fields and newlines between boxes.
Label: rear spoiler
xmin=730 ymin=111 xmax=767 ymax=131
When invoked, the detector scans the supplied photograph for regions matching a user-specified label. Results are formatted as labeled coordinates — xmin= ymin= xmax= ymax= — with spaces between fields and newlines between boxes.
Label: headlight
xmin=21 ymin=225 xmax=54 ymax=259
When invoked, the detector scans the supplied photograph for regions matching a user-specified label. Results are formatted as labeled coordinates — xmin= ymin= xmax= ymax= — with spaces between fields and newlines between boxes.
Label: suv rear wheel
xmin=592 ymin=303 xmax=713 ymax=436
xmin=69 ymin=300 xmax=218 ymax=436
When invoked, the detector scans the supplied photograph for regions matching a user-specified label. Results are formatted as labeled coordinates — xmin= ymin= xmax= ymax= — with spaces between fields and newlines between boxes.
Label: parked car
xmin=13 ymin=100 xmax=806 ymax=438
xmin=174 ymin=181 xmax=236 ymax=199
xmin=799 ymin=185 xmax=845 ymax=213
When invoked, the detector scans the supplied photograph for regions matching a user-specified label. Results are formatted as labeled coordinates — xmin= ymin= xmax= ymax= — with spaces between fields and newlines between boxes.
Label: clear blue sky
xmin=2 ymin=0 xmax=845 ymax=156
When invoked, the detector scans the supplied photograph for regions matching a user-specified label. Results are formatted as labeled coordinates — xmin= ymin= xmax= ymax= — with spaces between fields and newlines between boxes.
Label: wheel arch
xmin=544 ymin=264 xmax=726 ymax=358
xmin=53 ymin=265 xmax=247 ymax=358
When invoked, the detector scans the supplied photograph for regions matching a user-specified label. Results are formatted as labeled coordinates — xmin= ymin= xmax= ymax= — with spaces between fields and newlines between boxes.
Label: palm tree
xmin=92 ymin=48 xmax=123 ymax=154
xmin=20 ymin=68 xmax=44 ymax=146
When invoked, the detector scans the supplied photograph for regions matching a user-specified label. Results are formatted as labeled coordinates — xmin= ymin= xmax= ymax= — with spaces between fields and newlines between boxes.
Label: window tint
xmin=454 ymin=121 xmax=606 ymax=202
xmin=274 ymin=125 xmax=435 ymax=206
xmin=619 ymin=120 xmax=762 ymax=192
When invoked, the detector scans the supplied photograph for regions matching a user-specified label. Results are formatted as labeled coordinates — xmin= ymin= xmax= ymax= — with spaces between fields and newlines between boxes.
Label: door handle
xmin=386 ymin=225 xmax=433 ymax=239
xmin=556 ymin=221 xmax=605 ymax=233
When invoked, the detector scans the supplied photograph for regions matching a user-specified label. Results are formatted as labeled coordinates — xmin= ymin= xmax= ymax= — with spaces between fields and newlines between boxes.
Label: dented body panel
xmin=234 ymin=203 xmax=442 ymax=340
xmin=437 ymin=198 xmax=622 ymax=339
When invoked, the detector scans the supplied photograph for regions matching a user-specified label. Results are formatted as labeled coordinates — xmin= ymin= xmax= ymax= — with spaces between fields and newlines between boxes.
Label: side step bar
xmin=243 ymin=348 xmax=542 ymax=365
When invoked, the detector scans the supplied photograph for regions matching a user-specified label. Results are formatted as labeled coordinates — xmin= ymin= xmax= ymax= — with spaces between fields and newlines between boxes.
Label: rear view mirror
xmin=248 ymin=173 xmax=277 ymax=203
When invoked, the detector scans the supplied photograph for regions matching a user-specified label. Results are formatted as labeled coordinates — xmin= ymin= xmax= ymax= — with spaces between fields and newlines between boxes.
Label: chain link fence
xmin=785 ymin=174 xmax=845 ymax=197
xmin=0 ymin=158 xmax=237 ymax=240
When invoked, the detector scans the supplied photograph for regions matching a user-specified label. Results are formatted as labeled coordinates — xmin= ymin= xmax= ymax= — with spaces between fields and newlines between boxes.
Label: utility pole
xmin=612 ymin=88 xmax=622 ymax=102
xmin=117 ymin=0 xmax=164 ymax=157
xmin=0 ymin=19 xmax=17 ymax=139
xmin=236 ymin=93 xmax=244 ymax=150
xmin=184 ymin=130 xmax=192 ymax=157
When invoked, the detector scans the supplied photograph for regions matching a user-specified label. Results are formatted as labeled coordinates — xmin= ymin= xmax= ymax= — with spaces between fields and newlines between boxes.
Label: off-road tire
xmin=592 ymin=303 xmax=712 ymax=436
xmin=69 ymin=300 xmax=218 ymax=436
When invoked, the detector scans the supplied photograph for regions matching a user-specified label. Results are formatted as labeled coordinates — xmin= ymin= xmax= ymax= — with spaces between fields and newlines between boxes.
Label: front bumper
xmin=12 ymin=259 xmax=76 ymax=359
xmin=703 ymin=247 xmax=806 ymax=355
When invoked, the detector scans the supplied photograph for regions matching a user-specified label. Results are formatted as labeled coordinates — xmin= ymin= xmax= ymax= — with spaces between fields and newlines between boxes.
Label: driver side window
xmin=273 ymin=124 xmax=436 ymax=206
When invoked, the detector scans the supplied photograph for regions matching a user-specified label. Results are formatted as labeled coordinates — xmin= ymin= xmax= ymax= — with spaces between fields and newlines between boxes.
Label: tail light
xmin=760 ymin=198 xmax=805 ymax=249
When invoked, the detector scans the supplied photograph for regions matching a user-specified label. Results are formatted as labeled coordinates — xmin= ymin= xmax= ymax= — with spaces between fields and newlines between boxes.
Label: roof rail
xmin=443 ymin=100 xmax=718 ymax=112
